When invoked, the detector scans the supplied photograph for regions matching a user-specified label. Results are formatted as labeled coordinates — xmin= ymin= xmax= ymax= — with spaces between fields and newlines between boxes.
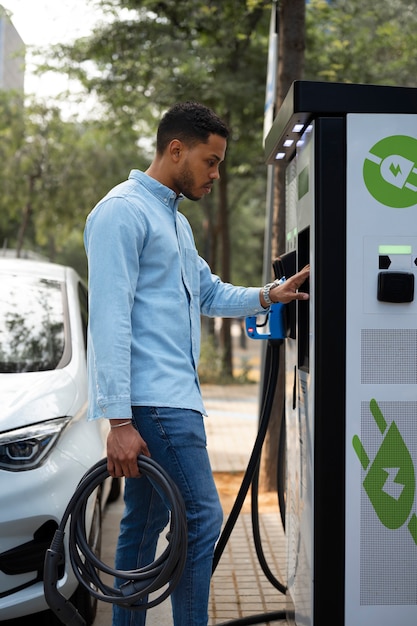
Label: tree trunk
xmin=16 ymin=202 xmax=31 ymax=258
xmin=16 ymin=171 xmax=41 ymax=258
xmin=260 ymin=0 xmax=305 ymax=493
xmin=201 ymin=194 xmax=217 ymax=343
xmin=218 ymin=160 xmax=233 ymax=379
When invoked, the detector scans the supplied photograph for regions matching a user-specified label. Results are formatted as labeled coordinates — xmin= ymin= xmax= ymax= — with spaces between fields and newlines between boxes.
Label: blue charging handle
xmin=245 ymin=302 xmax=286 ymax=340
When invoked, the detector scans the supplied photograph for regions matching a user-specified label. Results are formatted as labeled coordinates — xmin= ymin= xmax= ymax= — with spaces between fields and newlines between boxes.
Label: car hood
xmin=0 ymin=370 xmax=77 ymax=431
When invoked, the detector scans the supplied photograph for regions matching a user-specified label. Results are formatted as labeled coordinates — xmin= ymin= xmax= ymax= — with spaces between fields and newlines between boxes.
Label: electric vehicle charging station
xmin=264 ymin=81 xmax=417 ymax=626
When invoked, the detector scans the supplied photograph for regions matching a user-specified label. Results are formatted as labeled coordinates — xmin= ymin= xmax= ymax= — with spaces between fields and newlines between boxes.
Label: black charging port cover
xmin=377 ymin=271 xmax=414 ymax=303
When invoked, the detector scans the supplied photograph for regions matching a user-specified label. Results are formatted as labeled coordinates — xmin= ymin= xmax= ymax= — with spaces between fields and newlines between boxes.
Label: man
xmin=84 ymin=101 xmax=309 ymax=626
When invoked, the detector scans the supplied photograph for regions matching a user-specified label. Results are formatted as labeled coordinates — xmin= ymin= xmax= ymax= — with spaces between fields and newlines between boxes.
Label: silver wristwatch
xmin=262 ymin=277 xmax=285 ymax=306
xmin=262 ymin=280 xmax=278 ymax=306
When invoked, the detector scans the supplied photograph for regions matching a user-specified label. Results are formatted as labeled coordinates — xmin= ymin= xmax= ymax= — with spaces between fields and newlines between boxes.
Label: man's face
xmin=173 ymin=134 xmax=227 ymax=201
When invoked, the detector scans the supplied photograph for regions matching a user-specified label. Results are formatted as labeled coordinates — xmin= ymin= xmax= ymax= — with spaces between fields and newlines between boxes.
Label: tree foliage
xmin=51 ymin=1 xmax=270 ymax=125
xmin=0 ymin=92 xmax=144 ymax=275
xmin=42 ymin=0 xmax=272 ymax=263
xmin=305 ymin=0 xmax=417 ymax=86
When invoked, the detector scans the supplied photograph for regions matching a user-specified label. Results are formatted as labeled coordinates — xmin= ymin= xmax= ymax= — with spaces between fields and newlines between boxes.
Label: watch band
xmin=262 ymin=278 xmax=284 ymax=306
xmin=262 ymin=282 xmax=275 ymax=306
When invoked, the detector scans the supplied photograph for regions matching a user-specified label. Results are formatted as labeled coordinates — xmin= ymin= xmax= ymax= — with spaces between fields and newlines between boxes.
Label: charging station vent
xmin=361 ymin=329 xmax=417 ymax=384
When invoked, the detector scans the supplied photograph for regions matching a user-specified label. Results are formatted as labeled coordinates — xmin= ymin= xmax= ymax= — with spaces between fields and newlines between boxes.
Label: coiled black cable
xmin=44 ymin=455 xmax=188 ymax=626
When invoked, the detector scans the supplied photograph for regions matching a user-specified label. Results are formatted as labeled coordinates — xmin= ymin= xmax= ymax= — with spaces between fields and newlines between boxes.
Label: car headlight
xmin=0 ymin=417 xmax=70 ymax=471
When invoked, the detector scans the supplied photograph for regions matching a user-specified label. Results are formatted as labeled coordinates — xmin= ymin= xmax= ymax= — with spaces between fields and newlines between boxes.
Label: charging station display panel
xmin=345 ymin=113 xmax=417 ymax=626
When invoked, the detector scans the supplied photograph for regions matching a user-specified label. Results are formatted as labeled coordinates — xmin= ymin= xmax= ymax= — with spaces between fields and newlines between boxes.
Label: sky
xmin=3 ymin=0 xmax=105 ymax=99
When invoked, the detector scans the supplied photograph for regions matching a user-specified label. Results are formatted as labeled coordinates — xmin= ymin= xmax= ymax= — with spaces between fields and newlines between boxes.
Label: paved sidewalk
xmin=204 ymin=384 xmax=287 ymax=626
xmin=95 ymin=381 xmax=288 ymax=626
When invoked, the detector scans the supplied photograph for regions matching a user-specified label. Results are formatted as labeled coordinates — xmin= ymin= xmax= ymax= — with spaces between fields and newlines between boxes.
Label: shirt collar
xmin=128 ymin=169 xmax=184 ymax=211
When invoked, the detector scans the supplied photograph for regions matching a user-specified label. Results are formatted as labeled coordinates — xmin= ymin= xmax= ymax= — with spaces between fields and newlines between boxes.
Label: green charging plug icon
xmin=363 ymin=134 xmax=417 ymax=208
xmin=353 ymin=399 xmax=417 ymax=544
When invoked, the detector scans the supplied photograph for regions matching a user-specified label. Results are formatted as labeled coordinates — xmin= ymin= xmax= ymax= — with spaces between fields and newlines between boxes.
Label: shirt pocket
xmin=183 ymin=248 xmax=200 ymax=296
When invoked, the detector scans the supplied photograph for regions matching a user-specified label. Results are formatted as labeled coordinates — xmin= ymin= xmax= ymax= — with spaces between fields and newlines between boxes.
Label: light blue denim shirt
xmin=84 ymin=169 xmax=266 ymax=420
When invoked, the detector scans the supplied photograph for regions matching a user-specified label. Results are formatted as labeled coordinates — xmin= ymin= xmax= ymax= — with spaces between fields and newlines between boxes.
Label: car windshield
xmin=0 ymin=273 xmax=66 ymax=373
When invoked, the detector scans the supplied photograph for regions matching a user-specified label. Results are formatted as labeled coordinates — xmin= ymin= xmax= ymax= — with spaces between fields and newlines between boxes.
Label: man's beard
xmin=174 ymin=163 xmax=200 ymax=201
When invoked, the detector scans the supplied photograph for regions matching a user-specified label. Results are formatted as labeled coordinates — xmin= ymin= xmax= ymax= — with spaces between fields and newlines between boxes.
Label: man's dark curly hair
xmin=156 ymin=101 xmax=229 ymax=154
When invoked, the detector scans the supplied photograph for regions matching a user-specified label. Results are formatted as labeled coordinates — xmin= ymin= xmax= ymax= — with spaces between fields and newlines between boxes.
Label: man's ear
xmin=169 ymin=139 xmax=183 ymax=163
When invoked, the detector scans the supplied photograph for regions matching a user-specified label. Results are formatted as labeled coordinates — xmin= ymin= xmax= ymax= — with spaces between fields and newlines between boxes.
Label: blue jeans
xmin=112 ymin=407 xmax=223 ymax=626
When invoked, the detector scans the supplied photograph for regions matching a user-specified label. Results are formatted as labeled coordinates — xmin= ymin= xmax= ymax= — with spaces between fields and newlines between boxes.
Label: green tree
xmin=0 ymin=94 xmax=144 ymax=270
xmin=305 ymin=0 xmax=417 ymax=86
xmin=0 ymin=91 xmax=26 ymax=248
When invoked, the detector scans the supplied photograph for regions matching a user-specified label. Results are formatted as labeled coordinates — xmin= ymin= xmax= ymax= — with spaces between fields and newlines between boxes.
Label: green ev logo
xmin=363 ymin=135 xmax=417 ymax=208
xmin=353 ymin=399 xmax=417 ymax=545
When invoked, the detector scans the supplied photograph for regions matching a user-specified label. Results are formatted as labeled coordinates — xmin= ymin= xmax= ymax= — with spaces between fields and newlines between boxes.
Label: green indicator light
xmin=286 ymin=228 xmax=298 ymax=241
xmin=379 ymin=245 xmax=412 ymax=255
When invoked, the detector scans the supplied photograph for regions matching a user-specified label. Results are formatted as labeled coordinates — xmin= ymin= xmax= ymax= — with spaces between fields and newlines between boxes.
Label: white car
xmin=0 ymin=258 xmax=119 ymax=625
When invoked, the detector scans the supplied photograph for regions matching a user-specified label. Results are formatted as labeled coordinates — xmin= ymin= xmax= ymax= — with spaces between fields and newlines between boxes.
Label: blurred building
xmin=0 ymin=5 xmax=25 ymax=91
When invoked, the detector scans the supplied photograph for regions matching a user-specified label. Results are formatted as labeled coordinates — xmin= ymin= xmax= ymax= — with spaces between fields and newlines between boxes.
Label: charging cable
xmin=44 ymin=456 xmax=188 ymax=626
xmin=213 ymin=339 xmax=287 ymax=626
